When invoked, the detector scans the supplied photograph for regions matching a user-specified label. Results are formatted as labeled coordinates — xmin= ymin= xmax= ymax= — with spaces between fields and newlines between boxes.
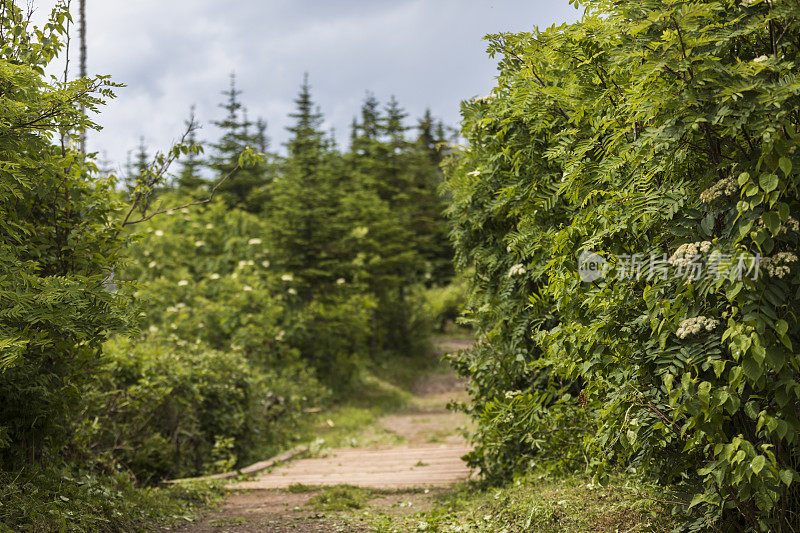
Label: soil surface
xmin=170 ymin=337 xmax=473 ymax=532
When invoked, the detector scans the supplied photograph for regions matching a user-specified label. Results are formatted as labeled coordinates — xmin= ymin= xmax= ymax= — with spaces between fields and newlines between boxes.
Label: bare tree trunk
xmin=79 ymin=0 xmax=87 ymax=155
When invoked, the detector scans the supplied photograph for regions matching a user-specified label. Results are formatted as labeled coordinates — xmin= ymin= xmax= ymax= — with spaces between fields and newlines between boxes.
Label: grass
xmin=419 ymin=471 xmax=675 ymax=533
xmin=319 ymin=469 xmax=675 ymax=533
xmin=0 ymin=466 xmax=225 ymax=532
xmin=307 ymin=485 xmax=370 ymax=511
xmin=289 ymin=338 xmax=462 ymax=453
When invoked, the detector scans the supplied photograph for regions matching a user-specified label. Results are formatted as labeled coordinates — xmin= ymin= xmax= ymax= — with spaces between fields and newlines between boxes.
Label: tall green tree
xmin=269 ymin=75 xmax=348 ymax=300
xmin=176 ymin=105 xmax=206 ymax=191
xmin=0 ymin=0 xmax=129 ymax=467
xmin=208 ymin=74 xmax=270 ymax=212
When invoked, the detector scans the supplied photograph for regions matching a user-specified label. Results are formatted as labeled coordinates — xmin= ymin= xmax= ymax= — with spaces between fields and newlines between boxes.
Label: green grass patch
xmin=0 ymin=466 xmax=224 ymax=533
xmin=307 ymin=485 xmax=370 ymax=511
xmin=418 ymin=470 xmax=675 ymax=533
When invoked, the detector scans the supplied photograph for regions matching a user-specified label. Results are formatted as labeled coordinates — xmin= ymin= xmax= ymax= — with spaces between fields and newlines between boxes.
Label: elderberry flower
xmin=676 ymin=316 xmax=719 ymax=339
xmin=760 ymin=252 xmax=798 ymax=278
xmin=699 ymin=176 xmax=738 ymax=202
xmin=669 ymin=241 xmax=712 ymax=267
xmin=508 ymin=264 xmax=527 ymax=277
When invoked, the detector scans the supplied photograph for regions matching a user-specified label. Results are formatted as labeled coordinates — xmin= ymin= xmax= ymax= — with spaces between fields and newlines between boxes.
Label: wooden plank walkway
xmin=229 ymin=442 xmax=472 ymax=490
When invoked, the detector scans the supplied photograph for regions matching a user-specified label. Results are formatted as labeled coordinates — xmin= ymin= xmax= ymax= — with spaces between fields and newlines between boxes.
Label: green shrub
xmin=0 ymin=465 xmax=221 ymax=532
xmin=0 ymin=2 xmax=129 ymax=469
xmin=447 ymin=1 xmax=800 ymax=530
xmin=79 ymin=335 xmax=322 ymax=483
xmin=422 ymin=278 xmax=468 ymax=332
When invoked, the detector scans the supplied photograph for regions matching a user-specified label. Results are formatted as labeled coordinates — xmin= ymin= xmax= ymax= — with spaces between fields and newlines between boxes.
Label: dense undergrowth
xmin=446 ymin=0 xmax=800 ymax=530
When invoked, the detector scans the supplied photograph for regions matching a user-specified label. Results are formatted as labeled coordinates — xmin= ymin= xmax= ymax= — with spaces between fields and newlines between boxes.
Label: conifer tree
xmin=208 ymin=73 xmax=269 ymax=212
xmin=176 ymin=105 xmax=205 ymax=191
xmin=269 ymin=75 xmax=348 ymax=300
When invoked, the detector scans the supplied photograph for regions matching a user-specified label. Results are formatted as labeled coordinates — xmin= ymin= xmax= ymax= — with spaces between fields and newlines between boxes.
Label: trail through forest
xmin=170 ymin=338 xmax=473 ymax=532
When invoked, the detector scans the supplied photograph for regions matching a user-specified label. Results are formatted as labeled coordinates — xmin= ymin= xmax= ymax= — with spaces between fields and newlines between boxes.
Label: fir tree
xmin=207 ymin=73 xmax=269 ymax=212
xmin=176 ymin=105 xmax=205 ymax=191
xmin=269 ymin=75 xmax=348 ymax=300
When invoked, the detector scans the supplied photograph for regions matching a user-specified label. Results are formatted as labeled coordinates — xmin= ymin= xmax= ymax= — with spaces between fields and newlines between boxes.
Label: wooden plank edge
xmin=161 ymin=445 xmax=309 ymax=485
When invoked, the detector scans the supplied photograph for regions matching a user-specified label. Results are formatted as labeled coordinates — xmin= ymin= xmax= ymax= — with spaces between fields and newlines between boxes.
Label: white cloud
xmin=36 ymin=0 xmax=580 ymax=168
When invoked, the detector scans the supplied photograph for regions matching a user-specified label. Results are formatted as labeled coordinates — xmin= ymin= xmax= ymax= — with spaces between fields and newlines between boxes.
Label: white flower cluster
xmin=669 ymin=241 xmax=712 ymax=267
xmin=770 ymin=216 xmax=800 ymax=236
xmin=761 ymin=252 xmax=798 ymax=278
xmin=247 ymin=238 xmax=262 ymax=245
xmin=474 ymin=94 xmax=496 ymax=105
xmin=504 ymin=390 xmax=522 ymax=399
xmin=336 ymin=278 xmax=346 ymax=285
xmin=699 ymin=176 xmax=738 ymax=202
xmin=677 ymin=316 xmax=719 ymax=339
xmin=281 ymin=274 xmax=294 ymax=282
xmin=238 ymin=260 xmax=255 ymax=269
xmin=508 ymin=263 xmax=527 ymax=277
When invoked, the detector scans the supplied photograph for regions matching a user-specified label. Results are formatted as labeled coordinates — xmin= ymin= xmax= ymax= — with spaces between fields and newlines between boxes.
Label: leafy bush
xmin=447 ymin=0 xmax=800 ymax=530
xmin=0 ymin=466 xmax=221 ymax=532
xmin=0 ymin=2 xmax=129 ymax=469
xmin=422 ymin=278 xmax=468 ymax=332
xmin=78 ymin=335 xmax=321 ymax=483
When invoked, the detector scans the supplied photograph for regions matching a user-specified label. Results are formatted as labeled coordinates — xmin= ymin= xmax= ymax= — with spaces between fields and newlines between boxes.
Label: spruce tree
xmin=269 ymin=75 xmax=348 ymax=300
xmin=176 ymin=105 xmax=205 ymax=191
xmin=207 ymin=73 xmax=269 ymax=212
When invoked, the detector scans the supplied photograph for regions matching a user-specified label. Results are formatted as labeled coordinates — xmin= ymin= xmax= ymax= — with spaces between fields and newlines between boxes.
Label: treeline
xmin=447 ymin=0 xmax=800 ymax=531
xmin=0 ymin=1 xmax=455 ymax=528
xmin=108 ymin=75 xmax=456 ymax=480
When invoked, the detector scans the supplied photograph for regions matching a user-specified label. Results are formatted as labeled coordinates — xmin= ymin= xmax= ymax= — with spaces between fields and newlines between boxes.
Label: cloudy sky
xmin=41 ymin=0 xmax=581 ymax=170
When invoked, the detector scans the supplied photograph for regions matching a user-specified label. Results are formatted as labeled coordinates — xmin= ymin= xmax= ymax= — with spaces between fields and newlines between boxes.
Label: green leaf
xmin=775 ymin=320 xmax=788 ymax=336
xmin=751 ymin=455 xmax=766 ymax=474
xmin=763 ymin=211 xmax=781 ymax=234
xmin=780 ymin=469 xmax=794 ymax=487
xmin=742 ymin=357 xmax=763 ymax=381
xmin=701 ymin=212 xmax=715 ymax=236
xmin=759 ymin=174 xmax=779 ymax=193
xmin=738 ymin=172 xmax=751 ymax=186
xmin=779 ymin=157 xmax=792 ymax=177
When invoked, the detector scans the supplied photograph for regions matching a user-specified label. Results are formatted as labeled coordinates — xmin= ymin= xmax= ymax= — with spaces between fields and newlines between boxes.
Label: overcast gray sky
xmin=44 ymin=0 xmax=581 ymax=170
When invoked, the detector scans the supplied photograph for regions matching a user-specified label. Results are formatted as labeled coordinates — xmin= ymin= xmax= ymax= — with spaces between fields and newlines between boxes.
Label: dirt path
xmin=170 ymin=338 xmax=473 ymax=532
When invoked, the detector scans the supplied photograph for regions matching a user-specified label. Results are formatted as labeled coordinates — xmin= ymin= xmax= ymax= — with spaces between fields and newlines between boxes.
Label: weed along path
xmin=170 ymin=337 xmax=474 ymax=532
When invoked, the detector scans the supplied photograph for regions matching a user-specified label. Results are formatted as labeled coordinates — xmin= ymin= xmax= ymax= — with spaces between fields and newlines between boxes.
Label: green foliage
xmin=0 ymin=466 xmax=221 ymax=532
xmin=422 ymin=278 xmax=468 ymax=333
xmin=308 ymin=485 xmax=369 ymax=511
xmin=447 ymin=1 xmax=800 ymax=530
xmin=206 ymin=73 xmax=272 ymax=212
xmin=80 ymin=335 xmax=316 ymax=483
xmin=0 ymin=0 xmax=127 ymax=468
